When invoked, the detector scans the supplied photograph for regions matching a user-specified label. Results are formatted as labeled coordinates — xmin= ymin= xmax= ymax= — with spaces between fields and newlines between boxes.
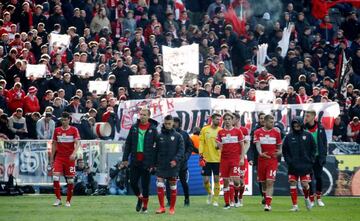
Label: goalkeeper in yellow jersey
xmin=199 ymin=113 xmax=222 ymax=206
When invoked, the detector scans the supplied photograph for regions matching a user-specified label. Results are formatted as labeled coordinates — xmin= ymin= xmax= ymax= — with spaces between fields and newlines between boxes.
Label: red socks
xmin=157 ymin=187 xmax=165 ymax=208
xmin=290 ymin=186 xmax=297 ymax=205
xmin=66 ymin=183 xmax=74 ymax=202
xmin=303 ymin=187 xmax=310 ymax=199
xmin=53 ymin=181 xmax=61 ymax=200
xmin=223 ymin=187 xmax=230 ymax=205
xmin=309 ymin=194 xmax=315 ymax=202
xmin=170 ymin=189 xmax=177 ymax=210
xmin=234 ymin=186 xmax=240 ymax=202
xmin=316 ymin=191 xmax=322 ymax=200
xmin=142 ymin=197 xmax=149 ymax=209
xmin=265 ymin=196 xmax=272 ymax=206
xmin=229 ymin=184 xmax=235 ymax=203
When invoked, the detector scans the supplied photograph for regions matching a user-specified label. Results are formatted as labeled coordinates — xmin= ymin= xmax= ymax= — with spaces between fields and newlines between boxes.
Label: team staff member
xmin=283 ymin=117 xmax=317 ymax=211
xmin=122 ymin=108 xmax=158 ymax=213
xmin=304 ymin=110 xmax=327 ymax=207
xmin=154 ymin=115 xmax=184 ymax=215
xmin=199 ymin=113 xmax=222 ymax=206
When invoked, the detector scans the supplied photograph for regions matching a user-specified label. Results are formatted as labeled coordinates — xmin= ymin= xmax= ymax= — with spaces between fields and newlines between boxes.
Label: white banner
xmin=49 ymin=34 xmax=70 ymax=49
xmin=256 ymin=43 xmax=268 ymax=72
xmin=269 ymin=79 xmax=289 ymax=92
xmin=255 ymin=90 xmax=275 ymax=103
xmin=89 ymin=81 xmax=109 ymax=94
xmin=225 ymin=75 xmax=245 ymax=89
xmin=278 ymin=23 xmax=294 ymax=58
xmin=26 ymin=64 xmax=46 ymax=78
xmin=74 ymin=62 xmax=96 ymax=77
xmin=114 ymin=98 xmax=340 ymax=142
xmin=162 ymin=44 xmax=199 ymax=85
xmin=129 ymin=75 xmax=152 ymax=88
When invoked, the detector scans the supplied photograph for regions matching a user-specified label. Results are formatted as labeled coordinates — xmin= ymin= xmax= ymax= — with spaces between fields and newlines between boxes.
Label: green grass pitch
xmin=0 ymin=195 xmax=359 ymax=221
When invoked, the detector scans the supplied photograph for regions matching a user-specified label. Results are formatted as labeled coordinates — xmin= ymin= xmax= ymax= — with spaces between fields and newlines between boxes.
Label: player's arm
xmin=70 ymin=129 xmax=80 ymax=161
xmin=255 ymin=140 xmax=270 ymax=159
xmin=215 ymin=132 xmax=223 ymax=150
xmin=275 ymin=131 xmax=283 ymax=157
xmin=51 ymin=139 xmax=57 ymax=164
xmin=240 ymin=140 xmax=245 ymax=165
xmin=198 ymin=128 xmax=205 ymax=156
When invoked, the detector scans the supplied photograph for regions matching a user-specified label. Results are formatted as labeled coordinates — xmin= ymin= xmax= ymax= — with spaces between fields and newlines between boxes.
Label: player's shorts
xmin=201 ymin=162 xmax=220 ymax=176
xmin=288 ymin=174 xmax=311 ymax=182
xmin=220 ymin=159 xmax=240 ymax=178
xmin=53 ymin=156 xmax=75 ymax=177
xmin=257 ymin=159 xmax=278 ymax=182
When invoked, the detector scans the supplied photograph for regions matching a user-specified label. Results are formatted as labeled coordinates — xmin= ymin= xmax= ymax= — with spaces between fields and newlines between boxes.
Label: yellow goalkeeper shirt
xmin=199 ymin=125 xmax=222 ymax=163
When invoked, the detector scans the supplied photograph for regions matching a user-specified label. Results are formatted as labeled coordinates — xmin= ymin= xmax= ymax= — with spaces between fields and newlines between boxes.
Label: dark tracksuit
xmin=166 ymin=128 xmax=196 ymax=203
xmin=304 ymin=121 xmax=328 ymax=197
xmin=283 ymin=118 xmax=317 ymax=177
xmin=154 ymin=127 xmax=184 ymax=178
xmin=123 ymin=119 xmax=158 ymax=198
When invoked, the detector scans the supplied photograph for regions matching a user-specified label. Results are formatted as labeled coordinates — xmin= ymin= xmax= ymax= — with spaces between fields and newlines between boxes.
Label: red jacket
xmin=7 ymin=88 xmax=26 ymax=112
xmin=23 ymin=94 xmax=40 ymax=114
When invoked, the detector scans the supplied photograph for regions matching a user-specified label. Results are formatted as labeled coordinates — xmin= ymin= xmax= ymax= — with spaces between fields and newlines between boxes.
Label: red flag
xmin=224 ymin=7 xmax=247 ymax=37
xmin=312 ymin=0 xmax=360 ymax=19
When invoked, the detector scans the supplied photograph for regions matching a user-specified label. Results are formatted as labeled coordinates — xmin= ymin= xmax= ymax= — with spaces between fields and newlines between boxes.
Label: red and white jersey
xmin=253 ymin=127 xmax=282 ymax=160
xmin=238 ymin=126 xmax=250 ymax=142
xmin=53 ymin=126 xmax=80 ymax=158
xmin=217 ymin=127 xmax=244 ymax=160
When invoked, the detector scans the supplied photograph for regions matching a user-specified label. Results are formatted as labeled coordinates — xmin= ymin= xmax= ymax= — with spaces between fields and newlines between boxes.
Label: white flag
xmin=225 ymin=75 xmax=245 ymax=89
xmin=74 ymin=62 xmax=96 ymax=77
xmin=256 ymin=43 xmax=268 ymax=73
xmin=50 ymin=33 xmax=70 ymax=49
xmin=269 ymin=79 xmax=289 ymax=92
xmin=129 ymin=75 xmax=152 ymax=88
xmin=89 ymin=81 xmax=109 ymax=94
xmin=26 ymin=64 xmax=46 ymax=78
xmin=163 ymin=44 xmax=199 ymax=85
xmin=256 ymin=90 xmax=275 ymax=104
xmin=278 ymin=23 xmax=294 ymax=58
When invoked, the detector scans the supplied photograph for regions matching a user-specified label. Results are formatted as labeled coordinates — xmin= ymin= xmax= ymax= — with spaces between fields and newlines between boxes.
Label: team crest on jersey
xmin=171 ymin=136 xmax=175 ymax=141
xmin=303 ymin=136 xmax=307 ymax=140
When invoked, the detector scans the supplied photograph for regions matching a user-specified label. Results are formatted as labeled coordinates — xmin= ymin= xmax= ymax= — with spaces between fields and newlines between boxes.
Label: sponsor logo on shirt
xmin=57 ymin=135 xmax=75 ymax=143
xmin=259 ymin=135 xmax=276 ymax=144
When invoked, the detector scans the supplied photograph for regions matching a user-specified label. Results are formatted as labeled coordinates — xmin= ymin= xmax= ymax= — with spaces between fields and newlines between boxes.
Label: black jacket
xmin=304 ymin=120 xmax=328 ymax=165
xmin=123 ymin=119 xmax=158 ymax=169
xmin=154 ymin=127 xmax=184 ymax=178
xmin=175 ymin=128 xmax=196 ymax=170
xmin=283 ymin=118 xmax=317 ymax=176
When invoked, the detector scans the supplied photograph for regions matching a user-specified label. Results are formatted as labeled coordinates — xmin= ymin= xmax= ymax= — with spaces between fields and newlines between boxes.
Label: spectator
xmin=7 ymin=82 xmax=25 ymax=113
xmin=347 ymin=116 xmax=360 ymax=142
xmin=73 ymin=159 xmax=99 ymax=195
xmin=0 ymin=113 xmax=15 ymax=139
xmin=26 ymin=112 xmax=41 ymax=139
xmin=333 ymin=116 xmax=347 ymax=142
xmin=90 ymin=7 xmax=111 ymax=34
xmin=8 ymin=108 xmax=27 ymax=139
xmin=36 ymin=112 xmax=55 ymax=140
xmin=23 ymin=86 xmax=40 ymax=114
xmin=108 ymin=161 xmax=128 ymax=195
xmin=65 ymin=96 xmax=86 ymax=114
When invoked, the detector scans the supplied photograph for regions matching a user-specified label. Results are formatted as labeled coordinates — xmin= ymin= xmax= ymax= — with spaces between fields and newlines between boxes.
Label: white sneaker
xmin=317 ymin=199 xmax=325 ymax=207
xmin=65 ymin=201 xmax=71 ymax=207
xmin=305 ymin=198 xmax=312 ymax=210
xmin=235 ymin=202 xmax=241 ymax=208
xmin=264 ymin=205 xmax=272 ymax=211
xmin=212 ymin=201 xmax=219 ymax=207
xmin=230 ymin=202 xmax=235 ymax=207
xmin=238 ymin=199 xmax=244 ymax=207
xmin=52 ymin=199 xmax=62 ymax=206
xmin=290 ymin=205 xmax=299 ymax=212
xmin=206 ymin=194 xmax=212 ymax=205
xmin=310 ymin=200 xmax=315 ymax=207
xmin=223 ymin=204 xmax=231 ymax=210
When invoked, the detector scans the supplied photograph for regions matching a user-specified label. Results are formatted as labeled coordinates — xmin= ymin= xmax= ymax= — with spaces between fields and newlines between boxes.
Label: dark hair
xmin=258 ymin=112 xmax=266 ymax=118
xmin=173 ymin=117 xmax=181 ymax=125
xmin=211 ymin=113 xmax=221 ymax=119
xmin=61 ymin=112 xmax=70 ymax=119
xmin=264 ymin=114 xmax=274 ymax=121
xmin=233 ymin=112 xmax=240 ymax=119
xmin=164 ymin=115 xmax=173 ymax=121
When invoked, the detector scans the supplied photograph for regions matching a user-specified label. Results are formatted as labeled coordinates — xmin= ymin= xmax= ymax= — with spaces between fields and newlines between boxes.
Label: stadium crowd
xmin=0 ymin=0 xmax=359 ymax=142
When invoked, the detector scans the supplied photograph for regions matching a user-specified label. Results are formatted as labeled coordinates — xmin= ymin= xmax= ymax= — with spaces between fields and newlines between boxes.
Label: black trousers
xmin=309 ymin=157 xmax=324 ymax=195
xmin=129 ymin=164 xmax=151 ymax=198
xmin=166 ymin=168 xmax=189 ymax=202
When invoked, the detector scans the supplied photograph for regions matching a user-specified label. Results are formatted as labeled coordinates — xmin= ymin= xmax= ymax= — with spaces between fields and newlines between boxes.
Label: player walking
xmin=254 ymin=114 xmax=282 ymax=211
xmin=283 ymin=117 xmax=317 ymax=211
xmin=216 ymin=113 xmax=245 ymax=209
xmin=50 ymin=112 xmax=80 ymax=207
xmin=199 ymin=113 xmax=222 ymax=206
